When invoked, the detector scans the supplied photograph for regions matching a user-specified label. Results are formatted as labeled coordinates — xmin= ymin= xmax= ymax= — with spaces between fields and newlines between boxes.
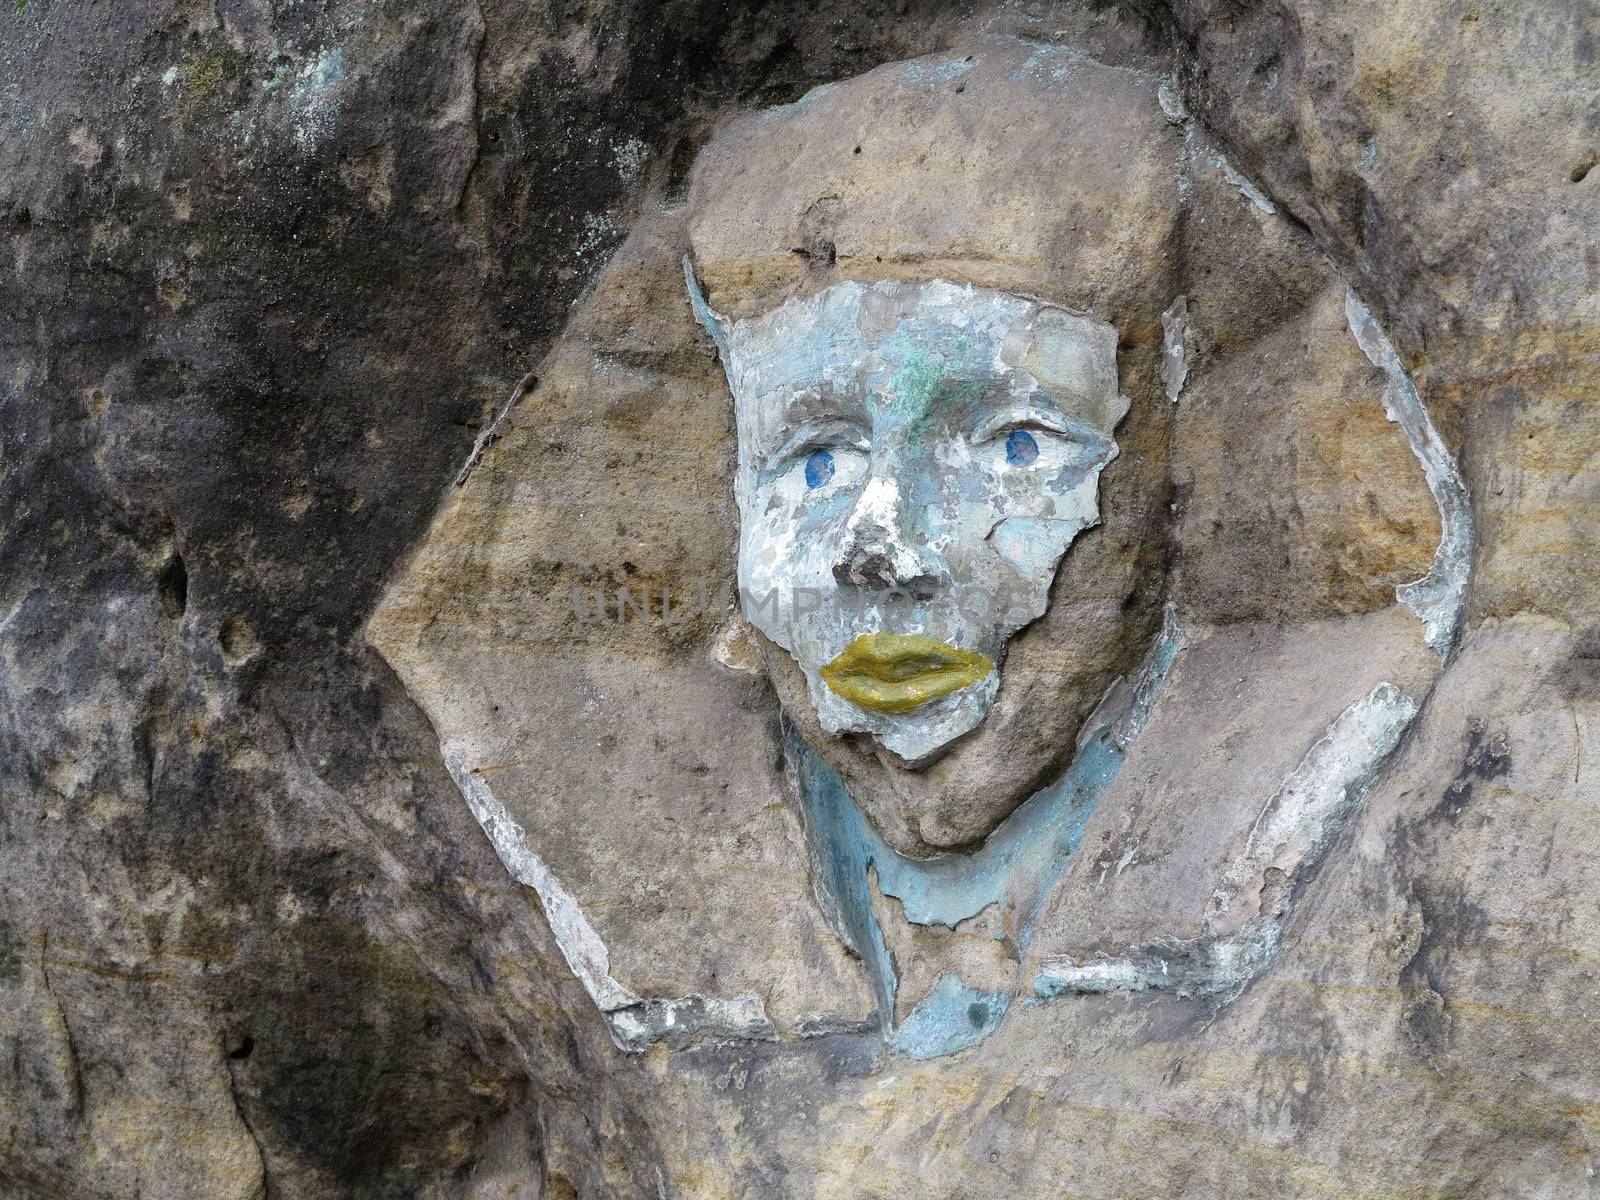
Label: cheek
xmin=993 ymin=441 xmax=1098 ymax=509
xmin=932 ymin=443 xmax=1101 ymax=543
xmin=953 ymin=469 xmax=1105 ymax=584
xmin=939 ymin=434 xmax=1094 ymax=506
xmin=987 ymin=516 xmax=1087 ymax=584
xmin=739 ymin=485 xmax=848 ymax=590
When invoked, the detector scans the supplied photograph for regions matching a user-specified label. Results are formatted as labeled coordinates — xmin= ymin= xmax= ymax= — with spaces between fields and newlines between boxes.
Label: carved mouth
xmin=819 ymin=633 xmax=993 ymax=715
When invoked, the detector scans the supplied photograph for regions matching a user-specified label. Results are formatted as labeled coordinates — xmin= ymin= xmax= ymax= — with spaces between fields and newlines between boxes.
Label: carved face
xmin=711 ymin=278 xmax=1128 ymax=765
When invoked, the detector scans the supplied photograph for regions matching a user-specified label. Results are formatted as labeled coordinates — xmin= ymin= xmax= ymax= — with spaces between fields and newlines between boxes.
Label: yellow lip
xmin=819 ymin=633 xmax=993 ymax=715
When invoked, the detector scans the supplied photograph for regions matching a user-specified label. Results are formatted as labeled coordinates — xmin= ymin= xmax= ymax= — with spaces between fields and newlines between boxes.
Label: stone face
xmin=709 ymin=275 xmax=1127 ymax=793
xmin=685 ymin=41 xmax=1185 ymax=853
xmin=5 ymin=3 xmax=1599 ymax=1200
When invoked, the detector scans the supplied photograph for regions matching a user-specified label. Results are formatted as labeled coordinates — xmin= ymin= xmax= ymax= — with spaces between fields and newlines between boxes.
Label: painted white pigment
xmin=443 ymin=742 xmax=774 ymax=1051
xmin=1345 ymin=289 xmax=1474 ymax=659
xmin=690 ymin=266 xmax=1130 ymax=763
xmin=1160 ymin=296 xmax=1189 ymax=403
xmin=1035 ymin=681 xmax=1419 ymax=999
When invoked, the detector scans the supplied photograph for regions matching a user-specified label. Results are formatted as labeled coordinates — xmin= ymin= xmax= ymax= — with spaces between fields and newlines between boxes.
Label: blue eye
xmin=804 ymin=448 xmax=835 ymax=488
xmin=1005 ymin=429 xmax=1039 ymax=466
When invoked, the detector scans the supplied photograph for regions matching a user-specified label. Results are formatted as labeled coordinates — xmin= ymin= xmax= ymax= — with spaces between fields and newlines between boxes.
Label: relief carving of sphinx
xmin=368 ymin=37 xmax=1468 ymax=1059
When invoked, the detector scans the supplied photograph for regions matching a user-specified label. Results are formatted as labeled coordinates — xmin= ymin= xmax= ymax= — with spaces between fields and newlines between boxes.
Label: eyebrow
xmin=971 ymin=401 xmax=1110 ymax=448
xmin=764 ymin=417 xmax=871 ymax=467
xmin=752 ymin=385 xmax=872 ymax=459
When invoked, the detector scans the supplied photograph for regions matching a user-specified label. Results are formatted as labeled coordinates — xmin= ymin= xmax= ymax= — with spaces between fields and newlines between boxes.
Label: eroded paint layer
xmin=788 ymin=728 xmax=899 ymax=1027
xmin=443 ymin=742 xmax=776 ymax=1051
xmin=1160 ymin=296 xmax=1189 ymax=403
xmin=1207 ymin=681 xmax=1419 ymax=935
xmin=1345 ymin=290 xmax=1475 ymax=659
xmin=690 ymin=258 xmax=1129 ymax=765
xmin=444 ymin=742 xmax=639 ymax=1013
xmin=1214 ymin=154 xmax=1278 ymax=214
xmin=890 ymin=974 xmax=1010 ymax=1060
xmin=1032 ymin=681 xmax=1418 ymax=1001
xmin=608 ymin=996 xmax=775 ymax=1054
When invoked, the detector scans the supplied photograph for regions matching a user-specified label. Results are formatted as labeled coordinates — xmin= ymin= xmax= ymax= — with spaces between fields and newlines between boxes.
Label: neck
xmin=785 ymin=605 xmax=1185 ymax=1039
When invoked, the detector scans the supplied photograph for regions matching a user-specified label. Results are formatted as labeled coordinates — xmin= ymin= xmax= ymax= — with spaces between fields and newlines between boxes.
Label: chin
xmin=758 ymin=631 xmax=1069 ymax=856
xmin=806 ymin=673 xmax=997 ymax=769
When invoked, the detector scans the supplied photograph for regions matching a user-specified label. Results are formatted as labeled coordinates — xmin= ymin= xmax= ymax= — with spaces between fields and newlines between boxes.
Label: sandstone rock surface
xmin=3 ymin=2 xmax=1597 ymax=1198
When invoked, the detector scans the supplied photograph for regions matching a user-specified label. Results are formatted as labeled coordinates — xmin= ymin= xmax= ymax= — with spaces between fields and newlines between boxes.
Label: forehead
xmin=724 ymin=280 xmax=1121 ymax=438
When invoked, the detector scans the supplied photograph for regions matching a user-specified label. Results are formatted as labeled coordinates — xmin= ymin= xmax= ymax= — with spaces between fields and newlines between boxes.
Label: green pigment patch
xmin=892 ymin=355 xmax=943 ymax=419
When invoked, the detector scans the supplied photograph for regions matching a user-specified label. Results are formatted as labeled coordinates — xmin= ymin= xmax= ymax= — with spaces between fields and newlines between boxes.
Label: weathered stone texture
xmin=3 ymin=0 xmax=1597 ymax=1197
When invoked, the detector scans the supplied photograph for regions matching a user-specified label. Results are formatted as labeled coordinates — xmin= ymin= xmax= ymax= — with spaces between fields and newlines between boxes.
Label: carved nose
xmin=833 ymin=541 xmax=936 ymax=592
xmin=832 ymin=477 xmax=947 ymax=597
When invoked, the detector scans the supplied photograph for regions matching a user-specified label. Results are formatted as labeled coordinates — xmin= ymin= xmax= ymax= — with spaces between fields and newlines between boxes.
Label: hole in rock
xmin=218 ymin=616 xmax=261 ymax=666
xmin=791 ymin=241 xmax=837 ymax=266
xmin=158 ymin=552 xmax=188 ymax=618
xmin=227 ymin=1035 xmax=255 ymax=1060
xmin=664 ymin=134 xmax=699 ymax=205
